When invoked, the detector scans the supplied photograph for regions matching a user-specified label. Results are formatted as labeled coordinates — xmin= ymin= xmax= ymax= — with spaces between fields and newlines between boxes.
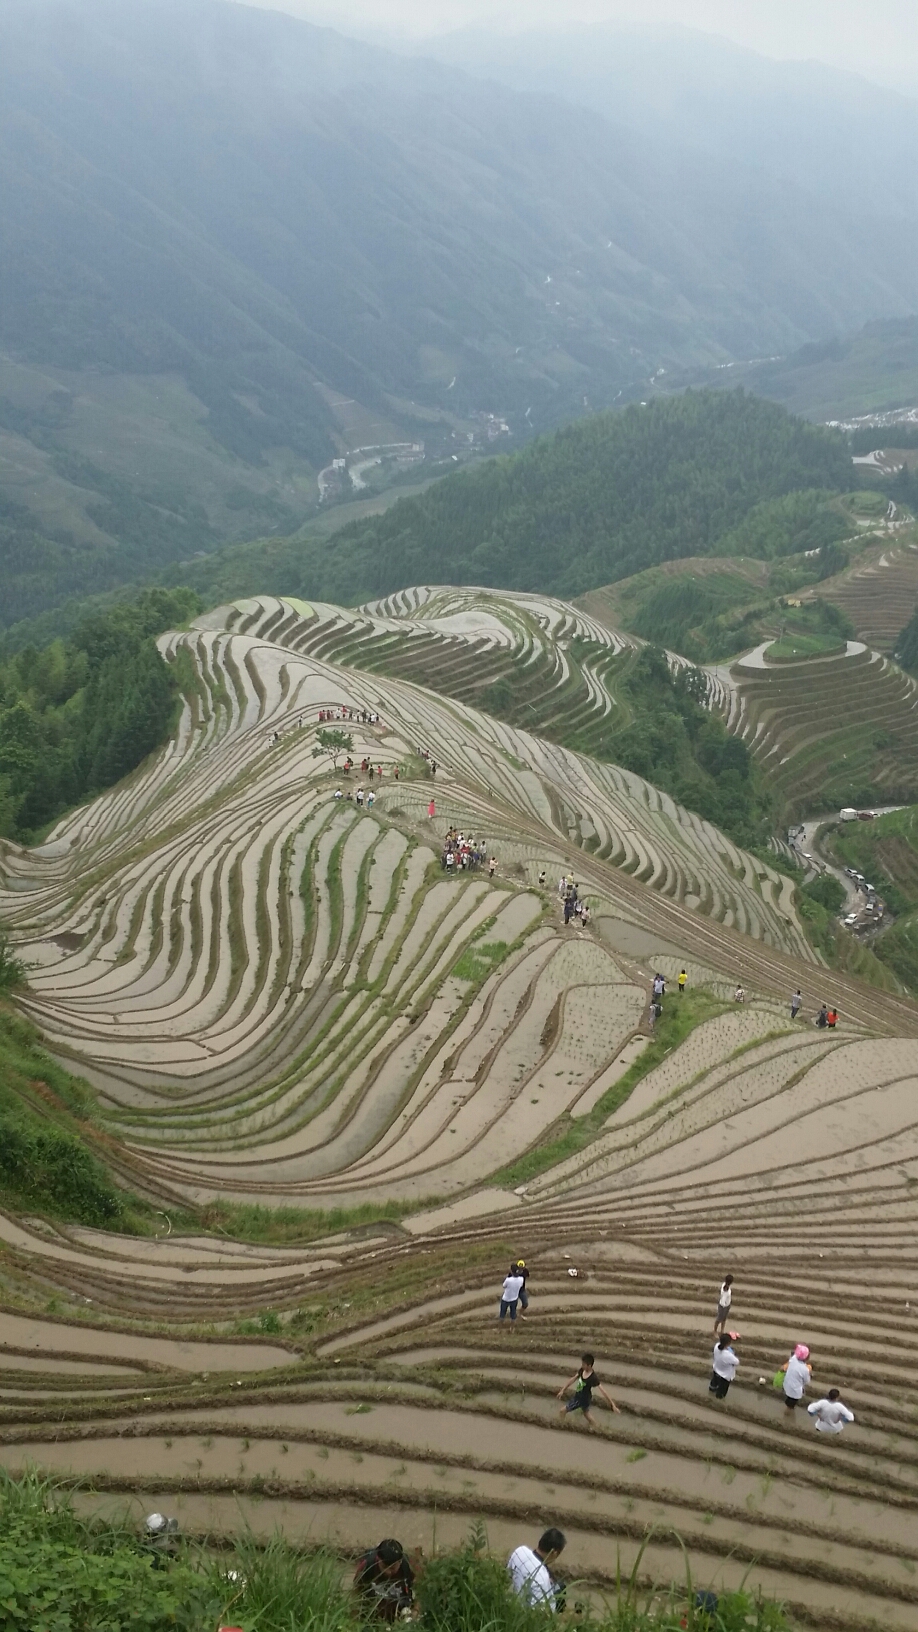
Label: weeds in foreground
xmin=0 ymin=1469 xmax=794 ymax=1632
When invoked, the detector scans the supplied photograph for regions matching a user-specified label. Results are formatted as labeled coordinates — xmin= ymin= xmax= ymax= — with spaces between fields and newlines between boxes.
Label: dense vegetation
xmin=171 ymin=392 xmax=853 ymax=609
xmin=827 ymin=805 xmax=918 ymax=992
xmin=591 ymin=647 xmax=770 ymax=848
xmin=611 ymin=558 xmax=853 ymax=664
xmin=0 ymin=586 xmax=198 ymax=840
xmin=0 ymin=1009 xmax=131 ymax=1228
xmin=0 ymin=1474 xmax=793 ymax=1632
xmin=0 ymin=448 xmax=219 ymax=630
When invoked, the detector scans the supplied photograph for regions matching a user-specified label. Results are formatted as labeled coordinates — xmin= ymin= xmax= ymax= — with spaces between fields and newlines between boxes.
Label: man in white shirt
xmin=808 ymin=1389 xmax=854 ymax=1434
xmin=507 ymin=1529 xmax=566 ymax=1609
xmin=499 ymin=1270 xmax=524 ymax=1328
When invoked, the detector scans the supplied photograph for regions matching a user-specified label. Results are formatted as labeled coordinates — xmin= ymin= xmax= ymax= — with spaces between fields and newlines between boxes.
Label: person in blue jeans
xmin=499 ymin=1268 xmax=524 ymax=1329
xmin=513 ymin=1259 xmax=530 ymax=1318
xmin=557 ymin=1353 xmax=620 ymax=1430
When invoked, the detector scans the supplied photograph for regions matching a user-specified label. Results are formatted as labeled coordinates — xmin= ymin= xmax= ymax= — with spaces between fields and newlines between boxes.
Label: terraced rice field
xmin=723 ymin=642 xmax=918 ymax=819
xmin=244 ymin=585 xmax=641 ymax=763
xmin=2 ymin=589 xmax=918 ymax=1625
xmin=815 ymin=540 xmax=918 ymax=652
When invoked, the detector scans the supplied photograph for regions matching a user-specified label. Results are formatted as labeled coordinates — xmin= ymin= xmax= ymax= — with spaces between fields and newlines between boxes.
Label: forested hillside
xmin=1 ymin=0 xmax=917 ymax=628
xmin=0 ymin=588 xmax=198 ymax=840
xmin=172 ymin=391 xmax=853 ymax=607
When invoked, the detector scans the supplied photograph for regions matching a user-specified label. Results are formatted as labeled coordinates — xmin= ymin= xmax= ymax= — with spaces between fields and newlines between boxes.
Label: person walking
xmin=781 ymin=1344 xmax=812 ymax=1412
xmin=808 ymin=1388 xmax=854 ymax=1435
xmin=557 ymin=1353 xmax=620 ymax=1430
xmin=507 ymin=1530 xmax=566 ymax=1610
xmin=499 ymin=1267 xmax=525 ymax=1329
xmin=791 ymin=989 xmax=802 ymax=1020
xmin=714 ymin=1275 xmax=734 ymax=1336
xmin=538 ymin=870 xmax=546 ymax=888
xmin=678 ymin=969 xmax=687 ymax=995
xmin=427 ymin=799 xmax=436 ymax=820
xmin=709 ymin=1333 xmax=739 ymax=1400
xmin=489 ymin=856 xmax=497 ymax=879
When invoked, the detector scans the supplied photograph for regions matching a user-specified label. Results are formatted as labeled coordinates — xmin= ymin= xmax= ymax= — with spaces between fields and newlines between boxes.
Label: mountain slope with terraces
xmin=2 ymin=588 xmax=918 ymax=1628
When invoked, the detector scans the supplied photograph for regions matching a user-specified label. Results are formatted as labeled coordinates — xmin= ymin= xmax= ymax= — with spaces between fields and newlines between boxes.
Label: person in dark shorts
xmin=709 ymin=1333 xmax=739 ymax=1399
xmin=354 ymin=1539 xmax=414 ymax=1622
xmin=714 ymin=1274 xmax=734 ymax=1335
xmin=557 ymin=1353 xmax=620 ymax=1431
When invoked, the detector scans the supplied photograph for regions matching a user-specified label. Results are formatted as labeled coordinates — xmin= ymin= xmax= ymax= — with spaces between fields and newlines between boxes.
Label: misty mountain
xmin=413 ymin=23 xmax=918 ymax=226
xmin=3 ymin=0 xmax=918 ymax=627
xmin=4 ymin=0 xmax=918 ymax=423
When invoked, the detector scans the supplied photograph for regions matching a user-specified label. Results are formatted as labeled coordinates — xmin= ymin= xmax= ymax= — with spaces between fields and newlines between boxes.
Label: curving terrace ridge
xmin=0 ymin=590 xmax=917 ymax=1626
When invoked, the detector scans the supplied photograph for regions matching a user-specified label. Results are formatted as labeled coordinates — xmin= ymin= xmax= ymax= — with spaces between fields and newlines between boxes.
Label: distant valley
xmin=4 ymin=0 xmax=918 ymax=629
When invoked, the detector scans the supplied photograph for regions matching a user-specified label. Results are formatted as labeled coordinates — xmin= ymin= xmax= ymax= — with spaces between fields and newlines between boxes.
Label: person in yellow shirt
xmin=678 ymin=969 xmax=687 ymax=995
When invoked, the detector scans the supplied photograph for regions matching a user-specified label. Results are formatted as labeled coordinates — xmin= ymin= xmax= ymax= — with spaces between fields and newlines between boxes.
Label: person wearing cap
xmin=142 ymin=1512 xmax=180 ymax=1565
xmin=354 ymin=1539 xmax=414 ymax=1621
xmin=514 ymin=1259 xmax=530 ymax=1318
xmin=781 ymin=1344 xmax=812 ymax=1411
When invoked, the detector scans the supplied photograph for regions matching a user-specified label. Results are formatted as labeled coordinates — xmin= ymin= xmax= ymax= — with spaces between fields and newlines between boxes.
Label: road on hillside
xmin=793 ymin=806 xmax=906 ymax=912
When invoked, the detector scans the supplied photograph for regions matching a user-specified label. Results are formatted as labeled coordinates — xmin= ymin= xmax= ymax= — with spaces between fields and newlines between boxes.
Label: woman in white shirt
xmin=709 ymin=1333 xmax=739 ymax=1399
xmin=808 ymin=1389 xmax=854 ymax=1434
xmin=781 ymin=1343 xmax=812 ymax=1410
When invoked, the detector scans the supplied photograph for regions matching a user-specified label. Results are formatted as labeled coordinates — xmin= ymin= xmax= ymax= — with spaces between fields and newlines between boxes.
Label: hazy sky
xmin=248 ymin=0 xmax=918 ymax=92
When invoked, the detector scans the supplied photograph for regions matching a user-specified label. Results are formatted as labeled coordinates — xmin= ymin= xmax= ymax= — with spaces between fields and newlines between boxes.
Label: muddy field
xmin=1 ymin=590 xmax=917 ymax=1628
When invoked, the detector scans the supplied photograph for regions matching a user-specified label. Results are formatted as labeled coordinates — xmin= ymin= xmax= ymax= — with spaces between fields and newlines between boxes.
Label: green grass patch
xmin=0 ymin=1007 xmax=144 ymax=1229
xmin=453 ymin=939 xmax=509 ymax=983
xmin=200 ymin=1198 xmax=422 ymax=1246
xmin=765 ymin=630 xmax=845 ymax=661
xmin=491 ymin=990 xmax=726 ymax=1189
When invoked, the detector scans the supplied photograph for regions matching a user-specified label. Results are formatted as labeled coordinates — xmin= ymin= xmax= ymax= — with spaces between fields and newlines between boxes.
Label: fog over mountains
xmin=4 ymin=0 xmax=918 ymax=434
xmin=2 ymin=0 xmax=918 ymax=621
xmin=409 ymin=23 xmax=918 ymax=226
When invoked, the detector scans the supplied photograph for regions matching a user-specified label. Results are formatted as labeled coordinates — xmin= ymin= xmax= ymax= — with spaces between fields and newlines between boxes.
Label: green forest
xmin=0 ymin=587 xmax=198 ymax=841
xmin=171 ymin=391 xmax=854 ymax=611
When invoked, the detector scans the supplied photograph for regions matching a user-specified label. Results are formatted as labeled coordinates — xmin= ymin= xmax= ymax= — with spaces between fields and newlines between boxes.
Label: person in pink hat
xmin=781 ymin=1344 xmax=812 ymax=1411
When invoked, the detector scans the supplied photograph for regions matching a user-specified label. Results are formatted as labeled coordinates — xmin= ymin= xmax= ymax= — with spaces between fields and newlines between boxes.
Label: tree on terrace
xmin=312 ymin=728 xmax=353 ymax=770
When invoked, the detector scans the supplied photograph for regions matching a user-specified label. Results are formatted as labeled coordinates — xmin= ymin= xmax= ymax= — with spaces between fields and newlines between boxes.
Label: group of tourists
xmin=648 ymin=968 xmax=687 ymax=1026
xmin=318 ymin=706 xmax=380 ymax=725
xmin=441 ymin=828 xmax=493 ymax=873
xmin=557 ymin=874 xmax=591 ymax=927
xmin=790 ymin=989 xmax=839 ymax=1027
xmin=710 ymin=1275 xmax=854 ymax=1431
xmin=354 ymin=1257 xmax=856 ymax=1625
xmin=497 ymin=1262 xmax=855 ymax=1437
